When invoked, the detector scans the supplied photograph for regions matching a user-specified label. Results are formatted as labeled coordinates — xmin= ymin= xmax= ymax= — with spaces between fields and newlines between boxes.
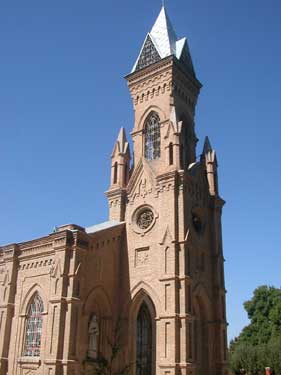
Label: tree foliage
xmin=229 ymin=286 xmax=281 ymax=374
xmin=92 ymin=317 xmax=131 ymax=375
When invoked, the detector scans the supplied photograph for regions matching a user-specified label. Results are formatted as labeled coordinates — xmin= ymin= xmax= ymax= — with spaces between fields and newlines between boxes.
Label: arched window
xmin=136 ymin=303 xmax=152 ymax=375
xmin=144 ymin=112 xmax=161 ymax=160
xmin=23 ymin=293 xmax=44 ymax=357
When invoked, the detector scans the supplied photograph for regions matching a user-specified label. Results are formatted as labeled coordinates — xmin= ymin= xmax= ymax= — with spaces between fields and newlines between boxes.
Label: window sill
xmin=17 ymin=357 xmax=41 ymax=368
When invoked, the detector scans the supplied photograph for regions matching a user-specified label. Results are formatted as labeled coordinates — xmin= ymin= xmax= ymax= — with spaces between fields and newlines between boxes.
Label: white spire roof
xmin=150 ymin=6 xmax=177 ymax=58
xmin=132 ymin=6 xmax=195 ymax=76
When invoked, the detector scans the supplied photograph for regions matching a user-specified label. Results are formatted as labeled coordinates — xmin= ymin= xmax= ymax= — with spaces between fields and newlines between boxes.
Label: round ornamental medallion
xmin=137 ymin=209 xmax=154 ymax=230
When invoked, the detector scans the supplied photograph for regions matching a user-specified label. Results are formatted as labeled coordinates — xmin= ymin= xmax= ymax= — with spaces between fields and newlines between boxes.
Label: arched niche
xmin=82 ymin=286 xmax=112 ymax=360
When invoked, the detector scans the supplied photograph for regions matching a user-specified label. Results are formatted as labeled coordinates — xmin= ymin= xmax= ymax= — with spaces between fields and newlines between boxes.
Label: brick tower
xmin=107 ymin=6 xmax=228 ymax=375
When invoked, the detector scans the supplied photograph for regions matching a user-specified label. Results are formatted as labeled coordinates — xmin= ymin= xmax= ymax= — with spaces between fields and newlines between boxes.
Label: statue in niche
xmin=88 ymin=314 xmax=99 ymax=360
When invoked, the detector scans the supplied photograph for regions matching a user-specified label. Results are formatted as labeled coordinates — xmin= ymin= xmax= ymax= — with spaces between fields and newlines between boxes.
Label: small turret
xmin=106 ymin=127 xmax=131 ymax=221
xmin=201 ymin=136 xmax=218 ymax=196
xmin=110 ymin=127 xmax=131 ymax=189
xmin=164 ymin=106 xmax=183 ymax=169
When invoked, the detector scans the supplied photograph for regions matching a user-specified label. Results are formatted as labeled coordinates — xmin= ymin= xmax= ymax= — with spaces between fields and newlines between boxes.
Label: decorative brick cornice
xmin=125 ymin=56 xmax=174 ymax=84
xmin=0 ymin=244 xmax=19 ymax=260
xmin=105 ymin=187 xmax=127 ymax=199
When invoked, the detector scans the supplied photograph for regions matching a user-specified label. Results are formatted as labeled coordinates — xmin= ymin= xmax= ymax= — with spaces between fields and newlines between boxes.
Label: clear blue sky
xmin=0 ymin=0 xmax=280 ymax=341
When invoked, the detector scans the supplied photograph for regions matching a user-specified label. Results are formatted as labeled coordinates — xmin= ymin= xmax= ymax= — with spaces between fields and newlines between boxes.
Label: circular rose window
xmin=131 ymin=205 xmax=158 ymax=234
xmin=137 ymin=209 xmax=154 ymax=230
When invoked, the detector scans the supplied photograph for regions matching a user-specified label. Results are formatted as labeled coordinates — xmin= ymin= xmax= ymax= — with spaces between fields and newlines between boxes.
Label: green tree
xmin=229 ymin=286 xmax=281 ymax=374
xmin=92 ymin=318 xmax=131 ymax=375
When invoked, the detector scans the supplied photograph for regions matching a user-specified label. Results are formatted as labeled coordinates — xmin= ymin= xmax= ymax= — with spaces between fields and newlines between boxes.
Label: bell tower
xmin=126 ymin=6 xmax=201 ymax=174
xmin=107 ymin=6 xmax=228 ymax=375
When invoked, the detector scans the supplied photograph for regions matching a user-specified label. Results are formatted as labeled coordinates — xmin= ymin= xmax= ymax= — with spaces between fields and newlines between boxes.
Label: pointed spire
xmin=150 ymin=6 xmax=177 ymax=57
xmin=112 ymin=127 xmax=130 ymax=156
xmin=202 ymin=136 xmax=217 ymax=167
xmin=117 ymin=127 xmax=127 ymax=151
xmin=170 ymin=105 xmax=177 ymax=125
xmin=203 ymin=136 xmax=213 ymax=154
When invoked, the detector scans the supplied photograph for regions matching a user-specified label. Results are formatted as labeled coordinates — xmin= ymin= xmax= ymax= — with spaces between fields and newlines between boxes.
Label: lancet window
xmin=136 ymin=303 xmax=152 ymax=375
xmin=144 ymin=112 xmax=161 ymax=160
xmin=169 ymin=142 xmax=173 ymax=165
xmin=23 ymin=293 xmax=44 ymax=357
xmin=113 ymin=162 xmax=118 ymax=184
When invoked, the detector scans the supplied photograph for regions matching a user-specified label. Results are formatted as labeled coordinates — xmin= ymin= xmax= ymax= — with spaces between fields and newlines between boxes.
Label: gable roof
xmin=132 ymin=6 xmax=195 ymax=76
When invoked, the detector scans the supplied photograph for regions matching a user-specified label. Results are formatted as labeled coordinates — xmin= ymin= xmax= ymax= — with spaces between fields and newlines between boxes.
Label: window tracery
xmin=144 ymin=113 xmax=161 ymax=160
xmin=23 ymin=293 xmax=44 ymax=357
xmin=137 ymin=209 xmax=154 ymax=230
xmin=135 ymin=35 xmax=161 ymax=71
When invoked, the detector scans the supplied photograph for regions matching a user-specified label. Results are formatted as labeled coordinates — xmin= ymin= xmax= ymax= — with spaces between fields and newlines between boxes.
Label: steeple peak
xmin=131 ymin=6 xmax=195 ymax=76
xmin=117 ymin=127 xmax=127 ymax=148
xmin=113 ymin=127 xmax=130 ymax=156
xmin=150 ymin=6 xmax=177 ymax=57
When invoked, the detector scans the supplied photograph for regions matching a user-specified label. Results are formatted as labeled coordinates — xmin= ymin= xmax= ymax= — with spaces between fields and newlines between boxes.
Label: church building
xmin=0 ymin=6 xmax=228 ymax=375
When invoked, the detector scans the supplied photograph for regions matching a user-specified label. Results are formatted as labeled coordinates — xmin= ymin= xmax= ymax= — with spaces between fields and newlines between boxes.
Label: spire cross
xmin=162 ymin=0 xmax=165 ymax=7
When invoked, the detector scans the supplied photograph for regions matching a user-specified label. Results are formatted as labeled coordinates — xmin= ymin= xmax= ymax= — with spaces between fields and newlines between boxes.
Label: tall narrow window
xmin=125 ymin=162 xmax=129 ymax=184
xmin=137 ymin=303 xmax=152 ymax=375
xmin=23 ymin=293 xmax=44 ymax=357
xmin=144 ymin=112 xmax=161 ymax=160
xmin=168 ymin=142 xmax=173 ymax=165
xmin=113 ymin=162 xmax=118 ymax=184
xmin=180 ymin=143 xmax=184 ymax=169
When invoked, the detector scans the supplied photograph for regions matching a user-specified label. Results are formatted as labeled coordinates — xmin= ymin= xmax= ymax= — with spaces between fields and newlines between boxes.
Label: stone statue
xmin=88 ymin=315 xmax=99 ymax=359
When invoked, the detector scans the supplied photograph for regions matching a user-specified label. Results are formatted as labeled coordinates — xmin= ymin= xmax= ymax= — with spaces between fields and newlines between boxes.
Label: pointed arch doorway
xmin=194 ymin=295 xmax=211 ymax=375
xmin=129 ymin=291 xmax=156 ymax=375
xmin=136 ymin=302 xmax=152 ymax=375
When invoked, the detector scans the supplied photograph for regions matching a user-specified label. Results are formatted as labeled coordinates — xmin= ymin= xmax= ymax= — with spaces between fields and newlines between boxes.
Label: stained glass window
xmin=144 ymin=112 xmax=161 ymax=160
xmin=23 ymin=293 xmax=44 ymax=357
xmin=137 ymin=209 xmax=154 ymax=230
xmin=136 ymin=303 xmax=152 ymax=375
